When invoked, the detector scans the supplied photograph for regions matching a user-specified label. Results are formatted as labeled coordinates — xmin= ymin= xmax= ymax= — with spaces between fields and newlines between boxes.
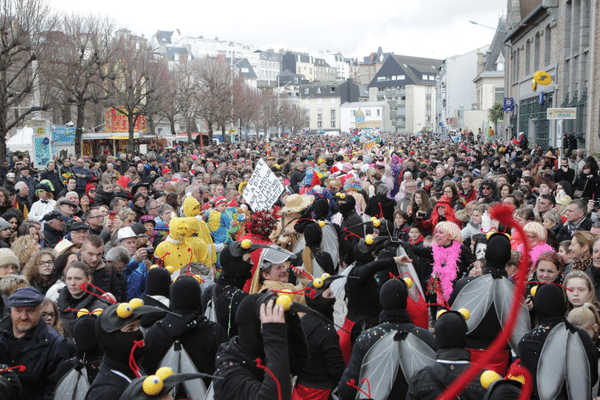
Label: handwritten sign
xmin=242 ymin=158 xmax=284 ymax=211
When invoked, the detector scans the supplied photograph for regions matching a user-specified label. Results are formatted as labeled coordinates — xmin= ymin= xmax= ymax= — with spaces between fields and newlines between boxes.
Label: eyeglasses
xmin=38 ymin=260 xmax=53 ymax=266
xmin=42 ymin=312 xmax=56 ymax=319
xmin=482 ymin=186 xmax=492 ymax=190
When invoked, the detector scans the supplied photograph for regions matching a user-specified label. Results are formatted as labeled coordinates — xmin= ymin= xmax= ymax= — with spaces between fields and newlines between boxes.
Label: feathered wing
xmin=160 ymin=341 xmax=208 ymax=399
xmin=397 ymin=331 xmax=437 ymax=382
xmin=321 ymin=222 xmax=340 ymax=269
xmin=565 ymin=329 xmax=591 ymax=400
xmin=493 ymin=277 xmax=531 ymax=355
xmin=537 ymin=323 xmax=568 ymax=400
xmin=396 ymin=246 xmax=425 ymax=300
xmin=450 ymin=274 xmax=495 ymax=333
xmin=357 ymin=330 xmax=401 ymax=400
xmin=52 ymin=366 xmax=90 ymax=400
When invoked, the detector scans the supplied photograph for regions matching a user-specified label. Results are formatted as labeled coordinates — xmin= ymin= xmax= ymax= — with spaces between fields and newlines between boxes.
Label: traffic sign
xmin=547 ymin=108 xmax=577 ymax=119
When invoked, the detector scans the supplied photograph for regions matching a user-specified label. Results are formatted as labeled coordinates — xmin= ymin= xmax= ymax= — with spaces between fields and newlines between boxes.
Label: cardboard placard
xmin=242 ymin=158 xmax=284 ymax=211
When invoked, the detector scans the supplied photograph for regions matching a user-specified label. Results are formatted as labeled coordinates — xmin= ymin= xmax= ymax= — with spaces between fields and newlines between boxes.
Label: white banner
xmin=242 ymin=158 xmax=284 ymax=211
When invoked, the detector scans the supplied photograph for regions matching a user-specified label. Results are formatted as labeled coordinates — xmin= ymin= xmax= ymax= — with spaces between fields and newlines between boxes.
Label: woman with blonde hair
xmin=0 ymin=274 xmax=28 ymax=297
xmin=11 ymin=235 xmax=40 ymax=271
xmin=118 ymin=208 xmax=136 ymax=227
xmin=568 ymin=231 xmax=596 ymax=274
xmin=22 ymin=249 xmax=57 ymax=295
xmin=564 ymin=270 xmax=598 ymax=311
xmin=567 ymin=303 xmax=600 ymax=341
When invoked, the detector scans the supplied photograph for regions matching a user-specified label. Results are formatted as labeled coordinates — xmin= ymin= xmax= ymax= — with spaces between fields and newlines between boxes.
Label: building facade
xmin=340 ymin=101 xmax=391 ymax=133
xmin=300 ymin=79 xmax=360 ymax=133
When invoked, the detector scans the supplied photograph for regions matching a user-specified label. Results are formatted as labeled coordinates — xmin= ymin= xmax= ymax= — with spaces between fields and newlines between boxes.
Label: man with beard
xmin=42 ymin=211 xmax=67 ymax=247
xmin=0 ymin=287 xmax=69 ymax=400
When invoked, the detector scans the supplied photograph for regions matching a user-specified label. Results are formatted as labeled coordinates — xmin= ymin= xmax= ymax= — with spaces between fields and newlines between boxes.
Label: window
xmin=534 ymin=33 xmax=540 ymax=71
xmin=399 ymin=75 xmax=405 ymax=80
xmin=545 ymin=25 xmax=552 ymax=66
xmin=331 ymin=110 xmax=336 ymax=119
xmin=241 ymin=67 xmax=249 ymax=73
xmin=525 ymin=40 xmax=531 ymax=75
xmin=330 ymin=87 xmax=336 ymax=93
xmin=304 ymin=88 xmax=309 ymax=94
xmin=352 ymin=110 xmax=356 ymax=116
xmin=423 ymin=75 xmax=428 ymax=80
xmin=317 ymin=113 xmax=322 ymax=121
xmin=494 ymin=87 xmax=504 ymax=103
xmin=317 ymin=121 xmax=323 ymax=128
xmin=377 ymin=109 xmax=380 ymax=116
xmin=317 ymin=87 xmax=322 ymax=94
xmin=365 ymin=110 xmax=371 ymax=116
xmin=331 ymin=121 xmax=336 ymax=128
xmin=377 ymin=76 xmax=385 ymax=82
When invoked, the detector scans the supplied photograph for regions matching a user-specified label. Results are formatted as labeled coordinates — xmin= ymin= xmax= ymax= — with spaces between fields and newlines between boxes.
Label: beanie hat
xmin=379 ymin=278 xmax=408 ymax=311
xmin=436 ymin=195 xmax=453 ymax=208
xmin=304 ymin=222 xmax=323 ymax=248
xmin=214 ymin=196 xmax=227 ymax=206
xmin=435 ymin=310 xmax=468 ymax=349
xmin=146 ymin=267 xmax=172 ymax=298
xmin=313 ymin=199 xmax=330 ymax=220
xmin=485 ymin=233 xmax=512 ymax=270
xmin=533 ymin=283 xmax=567 ymax=322
xmin=85 ymin=183 xmax=97 ymax=196
xmin=170 ymin=276 xmax=201 ymax=312
xmin=0 ymin=249 xmax=19 ymax=269
xmin=72 ymin=314 xmax=100 ymax=354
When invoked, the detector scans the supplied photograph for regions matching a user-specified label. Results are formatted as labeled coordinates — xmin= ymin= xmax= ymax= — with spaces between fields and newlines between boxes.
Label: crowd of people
xmin=0 ymin=132 xmax=599 ymax=399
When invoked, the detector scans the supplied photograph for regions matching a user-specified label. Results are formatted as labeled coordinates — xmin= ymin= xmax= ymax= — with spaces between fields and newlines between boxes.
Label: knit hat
xmin=435 ymin=310 xmax=469 ymax=349
xmin=485 ymin=233 xmax=512 ymax=270
xmin=72 ymin=314 xmax=100 ymax=354
xmin=313 ymin=199 xmax=330 ymax=220
xmin=85 ymin=183 xmax=97 ymax=196
xmin=0 ymin=218 xmax=10 ymax=232
xmin=37 ymin=179 xmax=54 ymax=193
xmin=380 ymin=278 xmax=408 ymax=311
xmin=0 ymin=249 xmax=19 ymax=269
xmin=170 ymin=276 xmax=201 ymax=312
xmin=436 ymin=195 xmax=453 ymax=208
xmin=533 ymin=283 xmax=567 ymax=322
xmin=214 ymin=196 xmax=227 ymax=206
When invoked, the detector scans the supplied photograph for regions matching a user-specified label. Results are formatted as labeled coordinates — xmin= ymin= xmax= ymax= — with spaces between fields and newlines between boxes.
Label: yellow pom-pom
xmin=507 ymin=374 xmax=525 ymax=385
xmin=373 ymin=219 xmax=381 ymax=227
xmin=77 ymin=309 xmax=89 ymax=318
xmin=530 ymin=285 xmax=538 ymax=297
xmin=116 ymin=303 xmax=133 ymax=318
xmin=313 ymin=278 xmax=324 ymax=288
xmin=370 ymin=217 xmax=377 ymax=222
xmin=321 ymin=273 xmax=331 ymax=280
xmin=155 ymin=367 xmax=174 ymax=380
xmin=365 ymin=234 xmax=374 ymax=245
xmin=276 ymin=295 xmax=293 ymax=310
xmin=480 ymin=370 xmax=502 ymax=389
xmin=241 ymin=239 xmax=252 ymax=249
xmin=150 ymin=264 xmax=160 ymax=269
xmin=403 ymin=278 xmax=413 ymax=289
xmin=91 ymin=308 xmax=103 ymax=315
xmin=129 ymin=298 xmax=144 ymax=309
xmin=318 ymin=220 xmax=326 ymax=228
xmin=458 ymin=308 xmax=470 ymax=321
xmin=336 ymin=193 xmax=346 ymax=199
xmin=166 ymin=266 xmax=175 ymax=275
xmin=436 ymin=309 xmax=447 ymax=319
xmin=143 ymin=375 xmax=163 ymax=396
xmin=194 ymin=275 xmax=204 ymax=284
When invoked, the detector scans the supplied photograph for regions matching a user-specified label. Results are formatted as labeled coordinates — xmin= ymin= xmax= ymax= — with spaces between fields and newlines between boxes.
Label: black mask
xmin=306 ymin=296 xmax=336 ymax=321
xmin=100 ymin=329 xmax=144 ymax=364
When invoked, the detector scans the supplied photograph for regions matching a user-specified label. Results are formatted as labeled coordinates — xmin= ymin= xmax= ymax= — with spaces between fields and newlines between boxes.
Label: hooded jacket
xmin=365 ymin=194 xmax=397 ymax=222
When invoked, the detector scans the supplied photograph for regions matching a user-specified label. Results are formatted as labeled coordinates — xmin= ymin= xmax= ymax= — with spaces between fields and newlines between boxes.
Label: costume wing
xmin=565 ymin=329 xmax=591 ymax=400
xmin=397 ymin=331 xmax=437 ymax=382
xmin=493 ymin=277 xmax=530 ymax=355
xmin=204 ymin=383 xmax=214 ymax=400
xmin=331 ymin=263 xmax=354 ymax=301
xmin=159 ymin=341 xmax=208 ymax=399
xmin=52 ymin=365 xmax=90 ymax=400
xmin=321 ymin=222 xmax=340 ymax=269
xmin=311 ymin=257 xmax=326 ymax=278
xmin=537 ymin=323 xmax=568 ymax=400
xmin=395 ymin=246 xmax=425 ymax=300
xmin=450 ymin=274 xmax=494 ymax=333
xmin=293 ymin=236 xmax=306 ymax=254
xmin=357 ymin=330 xmax=401 ymax=400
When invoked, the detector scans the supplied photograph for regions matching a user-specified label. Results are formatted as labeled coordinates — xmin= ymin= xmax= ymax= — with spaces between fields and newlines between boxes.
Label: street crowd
xmin=0 ymin=131 xmax=599 ymax=400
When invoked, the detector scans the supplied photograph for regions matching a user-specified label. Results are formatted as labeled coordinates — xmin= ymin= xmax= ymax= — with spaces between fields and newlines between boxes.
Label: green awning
xmin=577 ymin=94 xmax=587 ymax=106
xmin=561 ymin=97 xmax=570 ymax=107
xmin=568 ymin=96 xmax=578 ymax=107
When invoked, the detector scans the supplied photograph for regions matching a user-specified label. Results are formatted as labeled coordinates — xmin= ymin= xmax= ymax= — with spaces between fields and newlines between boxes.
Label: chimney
xmin=476 ymin=51 xmax=485 ymax=75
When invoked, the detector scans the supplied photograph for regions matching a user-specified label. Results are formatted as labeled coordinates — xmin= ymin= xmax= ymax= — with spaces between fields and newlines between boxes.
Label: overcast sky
xmin=50 ymin=0 xmax=505 ymax=60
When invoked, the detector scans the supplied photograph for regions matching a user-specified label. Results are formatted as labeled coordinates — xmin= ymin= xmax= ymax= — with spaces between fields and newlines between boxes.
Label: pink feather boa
xmin=520 ymin=242 xmax=555 ymax=269
xmin=432 ymin=241 xmax=462 ymax=303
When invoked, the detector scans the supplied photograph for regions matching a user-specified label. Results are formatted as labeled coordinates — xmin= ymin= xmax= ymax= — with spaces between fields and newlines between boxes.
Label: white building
xmin=436 ymin=45 xmax=489 ymax=134
xmin=340 ymin=101 xmax=391 ymax=133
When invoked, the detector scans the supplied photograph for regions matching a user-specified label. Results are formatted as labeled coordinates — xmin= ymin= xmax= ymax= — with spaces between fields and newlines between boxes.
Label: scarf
xmin=431 ymin=241 xmax=462 ymax=304
xmin=572 ymin=256 xmax=593 ymax=272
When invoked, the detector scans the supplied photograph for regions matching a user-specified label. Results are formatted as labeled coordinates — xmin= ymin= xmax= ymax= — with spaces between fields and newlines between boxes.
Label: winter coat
xmin=57 ymin=289 xmax=111 ymax=337
xmin=201 ymin=280 xmax=249 ymax=339
xmin=142 ymin=311 xmax=228 ymax=382
xmin=93 ymin=188 xmax=114 ymax=208
xmin=365 ymin=195 xmax=397 ymax=222
xmin=85 ymin=356 xmax=140 ymax=400
xmin=0 ymin=315 xmax=70 ymax=400
xmin=573 ymin=171 xmax=596 ymax=198
xmin=213 ymin=323 xmax=292 ymax=400
xmin=43 ymin=224 xmax=64 ymax=247
xmin=17 ymin=175 xmax=36 ymax=203
xmin=70 ymin=166 xmax=92 ymax=192
xmin=406 ymin=348 xmax=487 ymax=400
xmin=122 ymin=257 xmax=148 ymax=300
xmin=40 ymin=168 xmax=63 ymax=195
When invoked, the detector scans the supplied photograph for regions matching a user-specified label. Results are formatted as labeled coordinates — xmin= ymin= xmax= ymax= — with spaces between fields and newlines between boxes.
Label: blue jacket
xmin=123 ymin=257 xmax=148 ymax=300
xmin=70 ymin=166 xmax=92 ymax=191
xmin=0 ymin=316 xmax=70 ymax=400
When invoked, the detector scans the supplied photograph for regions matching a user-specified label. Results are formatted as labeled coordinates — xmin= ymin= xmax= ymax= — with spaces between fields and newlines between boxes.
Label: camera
xmin=417 ymin=211 xmax=426 ymax=218
xmin=594 ymin=201 xmax=600 ymax=210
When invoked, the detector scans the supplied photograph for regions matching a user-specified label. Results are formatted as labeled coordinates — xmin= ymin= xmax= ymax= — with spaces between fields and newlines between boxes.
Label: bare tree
xmin=105 ymin=33 xmax=165 ymax=153
xmin=173 ymin=61 xmax=200 ymax=143
xmin=0 ymin=0 xmax=55 ymax=157
xmin=232 ymin=76 xmax=260 ymax=138
xmin=41 ymin=13 xmax=114 ymax=156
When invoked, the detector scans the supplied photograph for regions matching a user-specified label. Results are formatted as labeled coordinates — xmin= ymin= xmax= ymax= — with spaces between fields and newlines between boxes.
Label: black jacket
xmin=201 ymin=279 xmax=249 ymax=339
xmin=406 ymin=348 xmax=487 ymax=400
xmin=40 ymin=168 xmax=63 ymax=195
xmin=365 ymin=195 xmax=397 ymax=222
xmin=290 ymin=169 xmax=305 ymax=193
xmin=296 ymin=313 xmax=345 ymax=390
xmin=57 ymin=289 xmax=111 ymax=338
xmin=0 ymin=316 xmax=70 ymax=400
xmin=93 ymin=188 xmax=114 ymax=208
xmin=43 ymin=224 xmax=64 ymax=247
xmin=337 ymin=314 xmax=437 ymax=400
xmin=213 ymin=323 xmax=292 ymax=400
xmin=142 ymin=311 xmax=228 ymax=381
xmin=86 ymin=355 xmax=141 ymax=400
xmin=556 ymin=216 xmax=594 ymax=243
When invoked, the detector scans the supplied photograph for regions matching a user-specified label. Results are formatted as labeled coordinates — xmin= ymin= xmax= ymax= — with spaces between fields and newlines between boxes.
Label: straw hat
xmin=544 ymin=151 xmax=556 ymax=159
xmin=280 ymin=194 xmax=314 ymax=214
